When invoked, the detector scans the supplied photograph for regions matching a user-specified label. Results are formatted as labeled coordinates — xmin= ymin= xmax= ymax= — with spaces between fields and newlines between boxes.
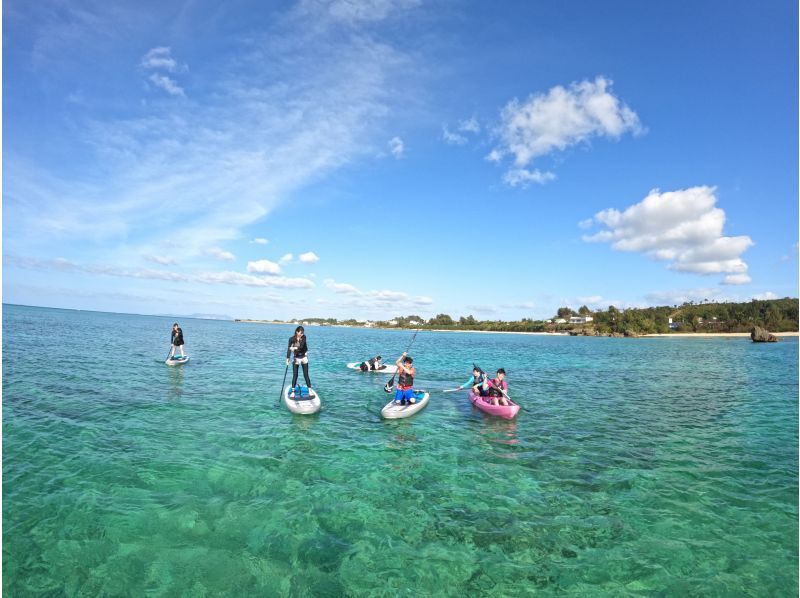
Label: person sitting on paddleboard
xmin=457 ymin=365 xmax=489 ymax=396
xmin=394 ymin=353 xmax=416 ymax=405
xmin=359 ymin=356 xmax=383 ymax=372
xmin=486 ymin=368 xmax=509 ymax=406
xmin=287 ymin=325 xmax=313 ymax=398
xmin=169 ymin=323 xmax=186 ymax=359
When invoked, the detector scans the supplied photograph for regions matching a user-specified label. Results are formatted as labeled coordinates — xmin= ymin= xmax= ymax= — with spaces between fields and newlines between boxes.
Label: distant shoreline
xmin=235 ymin=321 xmax=799 ymax=338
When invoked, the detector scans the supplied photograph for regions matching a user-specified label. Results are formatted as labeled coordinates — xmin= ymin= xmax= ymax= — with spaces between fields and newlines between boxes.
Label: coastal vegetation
xmin=275 ymin=298 xmax=799 ymax=335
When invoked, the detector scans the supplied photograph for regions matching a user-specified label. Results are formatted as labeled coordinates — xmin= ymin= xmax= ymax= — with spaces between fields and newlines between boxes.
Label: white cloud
xmin=490 ymin=76 xmax=642 ymax=184
xmin=141 ymin=47 xmax=179 ymax=72
xmin=247 ymin=259 xmax=281 ymax=274
xmin=206 ymin=247 xmax=235 ymax=261
xmin=298 ymin=251 xmax=320 ymax=264
xmin=723 ymin=274 xmax=752 ymax=285
xmin=252 ymin=238 xmax=269 ymax=245
xmin=279 ymin=253 xmax=294 ymax=265
xmin=389 ymin=137 xmax=404 ymax=157
xmin=148 ymin=73 xmax=185 ymax=97
xmin=324 ymin=278 xmax=361 ymax=294
xmin=145 ymin=254 xmax=177 ymax=265
xmin=503 ymin=168 xmax=556 ymax=187
xmin=583 ymin=186 xmax=753 ymax=284
xmin=752 ymin=291 xmax=778 ymax=300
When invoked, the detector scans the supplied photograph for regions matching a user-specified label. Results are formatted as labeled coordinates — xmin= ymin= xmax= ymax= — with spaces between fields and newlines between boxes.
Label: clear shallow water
xmin=3 ymin=304 xmax=798 ymax=596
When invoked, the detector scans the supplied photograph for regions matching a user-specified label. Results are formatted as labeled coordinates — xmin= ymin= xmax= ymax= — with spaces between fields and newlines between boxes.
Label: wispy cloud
xmin=389 ymin=136 xmax=404 ymax=158
xmin=145 ymin=254 xmax=177 ymax=266
xmin=582 ymin=186 xmax=753 ymax=284
xmin=490 ymin=76 xmax=642 ymax=186
xmin=141 ymin=47 xmax=180 ymax=72
xmin=206 ymin=247 xmax=236 ymax=261
xmin=324 ymin=278 xmax=432 ymax=305
xmin=279 ymin=253 xmax=294 ymax=265
xmin=503 ymin=168 xmax=556 ymax=187
xmin=6 ymin=2 xmax=421 ymax=270
xmin=252 ymin=238 xmax=269 ymax=245
xmin=7 ymin=255 xmax=313 ymax=289
xmin=442 ymin=116 xmax=480 ymax=146
xmin=148 ymin=73 xmax=185 ymax=97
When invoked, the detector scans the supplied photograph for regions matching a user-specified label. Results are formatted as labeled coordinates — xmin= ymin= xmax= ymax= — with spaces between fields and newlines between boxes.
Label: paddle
xmin=278 ymin=350 xmax=294 ymax=406
xmin=384 ymin=330 xmax=418 ymax=393
xmin=442 ymin=388 xmax=461 ymax=393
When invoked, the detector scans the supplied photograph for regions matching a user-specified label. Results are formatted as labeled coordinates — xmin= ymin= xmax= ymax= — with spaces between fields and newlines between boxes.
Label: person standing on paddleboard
xmin=287 ymin=325 xmax=313 ymax=398
xmin=169 ymin=323 xmax=186 ymax=359
xmin=393 ymin=352 xmax=417 ymax=405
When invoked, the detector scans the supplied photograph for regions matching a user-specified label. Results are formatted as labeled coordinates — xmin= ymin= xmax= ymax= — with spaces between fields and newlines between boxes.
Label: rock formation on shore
xmin=751 ymin=326 xmax=779 ymax=342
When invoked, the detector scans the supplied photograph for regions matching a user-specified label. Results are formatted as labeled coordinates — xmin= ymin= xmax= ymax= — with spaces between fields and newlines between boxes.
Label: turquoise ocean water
xmin=4 ymin=304 xmax=798 ymax=596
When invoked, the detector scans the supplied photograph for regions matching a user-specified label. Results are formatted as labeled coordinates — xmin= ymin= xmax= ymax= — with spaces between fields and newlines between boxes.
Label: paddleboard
xmin=381 ymin=390 xmax=429 ymax=419
xmin=283 ymin=385 xmax=322 ymax=415
xmin=165 ymin=355 xmax=190 ymax=366
xmin=468 ymin=390 xmax=520 ymax=420
xmin=347 ymin=362 xmax=398 ymax=374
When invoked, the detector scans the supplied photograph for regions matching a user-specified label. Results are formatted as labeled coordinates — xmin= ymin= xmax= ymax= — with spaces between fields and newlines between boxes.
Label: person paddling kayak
xmin=286 ymin=325 xmax=314 ymax=398
xmin=486 ymin=368 xmax=509 ymax=406
xmin=393 ymin=352 xmax=417 ymax=405
xmin=456 ymin=365 xmax=489 ymax=396
xmin=169 ymin=323 xmax=186 ymax=359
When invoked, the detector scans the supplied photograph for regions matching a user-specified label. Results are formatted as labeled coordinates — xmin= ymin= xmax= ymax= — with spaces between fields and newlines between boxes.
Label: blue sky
xmin=4 ymin=0 xmax=798 ymax=320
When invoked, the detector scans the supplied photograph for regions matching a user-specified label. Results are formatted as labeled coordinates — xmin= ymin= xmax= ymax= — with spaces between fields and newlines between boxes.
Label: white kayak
xmin=380 ymin=390 xmax=430 ymax=419
xmin=165 ymin=355 xmax=190 ymax=366
xmin=283 ymin=385 xmax=322 ymax=415
xmin=347 ymin=362 xmax=398 ymax=374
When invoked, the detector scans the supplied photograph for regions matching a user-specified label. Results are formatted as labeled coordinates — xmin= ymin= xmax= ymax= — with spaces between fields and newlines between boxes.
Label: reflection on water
xmin=166 ymin=365 xmax=184 ymax=401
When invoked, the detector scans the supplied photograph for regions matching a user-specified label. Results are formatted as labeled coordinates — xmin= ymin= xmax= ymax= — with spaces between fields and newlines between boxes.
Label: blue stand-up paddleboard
xmin=283 ymin=385 xmax=322 ymax=415
xmin=165 ymin=355 xmax=190 ymax=366
xmin=381 ymin=390 xmax=429 ymax=419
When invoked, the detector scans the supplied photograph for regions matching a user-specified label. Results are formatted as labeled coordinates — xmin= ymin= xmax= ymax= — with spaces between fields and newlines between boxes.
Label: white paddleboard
xmin=283 ymin=385 xmax=322 ymax=415
xmin=380 ymin=390 xmax=429 ymax=419
xmin=347 ymin=362 xmax=398 ymax=374
xmin=165 ymin=355 xmax=190 ymax=366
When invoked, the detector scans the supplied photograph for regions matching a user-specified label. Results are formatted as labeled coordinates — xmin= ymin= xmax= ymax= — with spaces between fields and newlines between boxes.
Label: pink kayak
xmin=468 ymin=390 xmax=520 ymax=420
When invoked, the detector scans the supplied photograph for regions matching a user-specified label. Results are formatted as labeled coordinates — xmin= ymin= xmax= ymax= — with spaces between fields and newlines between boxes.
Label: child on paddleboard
xmin=359 ymin=355 xmax=383 ymax=371
xmin=169 ymin=323 xmax=186 ymax=358
xmin=394 ymin=352 xmax=417 ymax=405
xmin=287 ymin=325 xmax=314 ymax=398
xmin=486 ymin=368 xmax=509 ymax=406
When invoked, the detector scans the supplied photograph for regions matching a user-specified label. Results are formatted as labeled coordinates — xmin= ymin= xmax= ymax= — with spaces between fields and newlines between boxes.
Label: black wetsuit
xmin=287 ymin=336 xmax=311 ymax=388
xmin=171 ymin=328 xmax=184 ymax=346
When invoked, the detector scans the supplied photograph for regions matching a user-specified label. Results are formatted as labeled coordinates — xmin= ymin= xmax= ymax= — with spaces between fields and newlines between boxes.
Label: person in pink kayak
xmin=456 ymin=365 xmax=489 ymax=396
xmin=486 ymin=368 xmax=509 ymax=406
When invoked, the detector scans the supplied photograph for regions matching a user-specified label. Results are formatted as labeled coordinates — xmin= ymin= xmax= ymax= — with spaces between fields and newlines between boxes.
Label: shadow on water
xmin=477 ymin=417 xmax=519 ymax=448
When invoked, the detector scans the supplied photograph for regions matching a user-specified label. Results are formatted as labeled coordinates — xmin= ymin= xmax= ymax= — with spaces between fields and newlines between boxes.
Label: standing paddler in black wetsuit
xmin=286 ymin=325 xmax=314 ymax=398
xmin=169 ymin=323 xmax=186 ymax=359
